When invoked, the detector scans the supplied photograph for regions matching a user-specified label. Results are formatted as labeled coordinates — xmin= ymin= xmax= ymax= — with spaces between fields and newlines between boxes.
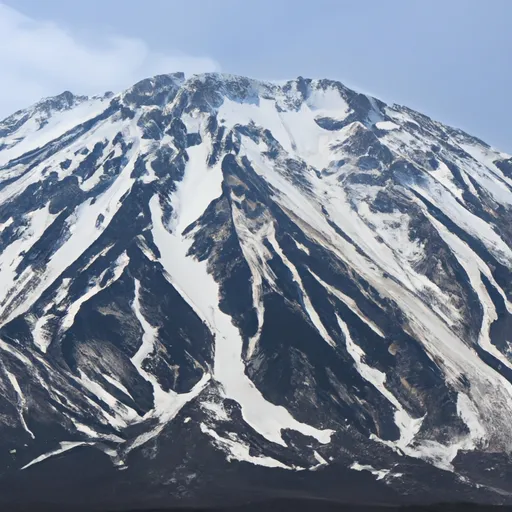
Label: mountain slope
xmin=0 ymin=72 xmax=511 ymax=509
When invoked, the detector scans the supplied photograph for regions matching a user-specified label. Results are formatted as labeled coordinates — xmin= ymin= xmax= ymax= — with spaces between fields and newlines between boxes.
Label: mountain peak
xmin=0 ymin=71 xmax=512 ymax=508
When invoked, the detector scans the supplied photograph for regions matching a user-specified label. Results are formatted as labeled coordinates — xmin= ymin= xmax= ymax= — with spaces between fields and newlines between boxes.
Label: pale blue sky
xmin=2 ymin=0 xmax=511 ymax=152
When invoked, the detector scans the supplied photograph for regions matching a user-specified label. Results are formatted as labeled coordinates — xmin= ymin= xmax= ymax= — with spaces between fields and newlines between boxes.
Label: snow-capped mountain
xmin=0 ymin=72 xmax=511 ymax=509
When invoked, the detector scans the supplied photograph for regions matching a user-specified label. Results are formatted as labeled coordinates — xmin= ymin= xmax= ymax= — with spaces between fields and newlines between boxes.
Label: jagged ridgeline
xmin=0 ymin=72 xmax=512 ymax=509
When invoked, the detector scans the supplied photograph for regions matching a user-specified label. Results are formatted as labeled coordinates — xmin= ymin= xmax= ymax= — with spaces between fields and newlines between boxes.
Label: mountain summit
xmin=0 ymin=73 xmax=512 ymax=509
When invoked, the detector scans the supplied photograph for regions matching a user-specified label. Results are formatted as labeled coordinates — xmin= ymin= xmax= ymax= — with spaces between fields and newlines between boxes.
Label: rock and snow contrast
xmin=0 ymin=72 xmax=511 ymax=509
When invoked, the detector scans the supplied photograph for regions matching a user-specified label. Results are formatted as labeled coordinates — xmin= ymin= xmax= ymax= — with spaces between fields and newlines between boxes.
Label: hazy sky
xmin=2 ymin=0 xmax=511 ymax=152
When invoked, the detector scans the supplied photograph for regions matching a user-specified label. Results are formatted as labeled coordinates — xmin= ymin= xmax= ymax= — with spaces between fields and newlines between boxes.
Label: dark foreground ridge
xmin=137 ymin=506 xmax=512 ymax=512
xmin=5 ymin=501 xmax=512 ymax=512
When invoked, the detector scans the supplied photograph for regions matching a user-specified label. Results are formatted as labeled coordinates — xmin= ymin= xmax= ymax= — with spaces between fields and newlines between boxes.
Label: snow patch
xmin=5 ymin=370 xmax=35 ymax=439
xmin=200 ymin=423 xmax=292 ymax=469
xmin=21 ymin=441 xmax=93 ymax=470
xmin=350 ymin=462 xmax=400 ymax=481
xmin=375 ymin=121 xmax=399 ymax=131
xmin=201 ymin=401 xmax=229 ymax=422
xmin=337 ymin=314 xmax=423 ymax=449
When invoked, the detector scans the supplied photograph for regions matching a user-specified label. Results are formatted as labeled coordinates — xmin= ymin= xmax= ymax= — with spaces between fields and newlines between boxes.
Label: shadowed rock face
xmin=0 ymin=72 xmax=511 ymax=510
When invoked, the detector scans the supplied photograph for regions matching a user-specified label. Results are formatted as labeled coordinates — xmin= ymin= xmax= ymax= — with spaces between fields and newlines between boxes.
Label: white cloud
xmin=0 ymin=3 xmax=220 ymax=117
